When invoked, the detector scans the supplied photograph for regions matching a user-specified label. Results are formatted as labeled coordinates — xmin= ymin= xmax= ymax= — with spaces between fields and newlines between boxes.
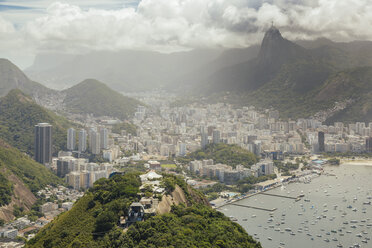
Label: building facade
xmin=35 ymin=123 xmax=52 ymax=165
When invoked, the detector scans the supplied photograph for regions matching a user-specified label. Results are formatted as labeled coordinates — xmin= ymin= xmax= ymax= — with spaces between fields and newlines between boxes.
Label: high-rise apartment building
xmin=67 ymin=128 xmax=75 ymax=151
xmin=212 ymin=130 xmax=221 ymax=144
xmin=78 ymin=129 xmax=87 ymax=152
xmin=201 ymin=131 xmax=208 ymax=149
xmin=90 ymin=130 xmax=101 ymax=154
xmin=100 ymin=127 xmax=108 ymax=149
xmin=366 ymin=137 xmax=372 ymax=152
xmin=35 ymin=123 xmax=52 ymax=165
xmin=318 ymin=131 xmax=325 ymax=152
xmin=179 ymin=143 xmax=186 ymax=156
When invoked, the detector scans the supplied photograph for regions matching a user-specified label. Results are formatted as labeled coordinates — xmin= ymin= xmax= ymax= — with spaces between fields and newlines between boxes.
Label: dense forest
xmin=26 ymin=173 xmax=260 ymax=248
xmin=0 ymin=89 xmax=74 ymax=156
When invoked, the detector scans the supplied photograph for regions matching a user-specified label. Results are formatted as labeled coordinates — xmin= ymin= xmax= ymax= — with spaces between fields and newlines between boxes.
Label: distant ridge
xmin=0 ymin=58 xmax=53 ymax=97
xmin=62 ymin=79 xmax=142 ymax=120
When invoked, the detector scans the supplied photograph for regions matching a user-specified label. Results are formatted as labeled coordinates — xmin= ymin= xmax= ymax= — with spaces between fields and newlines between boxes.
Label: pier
xmin=230 ymin=203 xmax=277 ymax=212
xmin=258 ymin=192 xmax=301 ymax=200
xmin=214 ymin=182 xmax=304 ymax=210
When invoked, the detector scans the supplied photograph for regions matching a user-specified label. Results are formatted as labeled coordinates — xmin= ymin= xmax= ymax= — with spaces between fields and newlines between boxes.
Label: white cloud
xmin=2 ymin=0 xmax=372 ymax=67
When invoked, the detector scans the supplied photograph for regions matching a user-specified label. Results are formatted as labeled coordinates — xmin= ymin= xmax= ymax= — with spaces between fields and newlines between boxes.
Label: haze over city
xmin=1 ymin=1 xmax=372 ymax=248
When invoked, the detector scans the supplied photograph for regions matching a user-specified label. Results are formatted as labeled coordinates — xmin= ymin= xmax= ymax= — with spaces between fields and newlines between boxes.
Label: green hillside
xmin=62 ymin=79 xmax=142 ymax=120
xmin=111 ymin=122 xmax=137 ymax=136
xmin=182 ymin=143 xmax=258 ymax=168
xmin=235 ymin=65 xmax=372 ymax=123
xmin=26 ymin=173 xmax=260 ymax=248
xmin=229 ymin=59 xmax=335 ymax=119
xmin=0 ymin=139 xmax=63 ymax=206
xmin=195 ymin=27 xmax=372 ymax=123
xmin=0 ymin=89 xmax=74 ymax=156
xmin=318 ymin=67 xmax=372 ymax=123
xmin=0 ymin=58 xmax=54 ymax=97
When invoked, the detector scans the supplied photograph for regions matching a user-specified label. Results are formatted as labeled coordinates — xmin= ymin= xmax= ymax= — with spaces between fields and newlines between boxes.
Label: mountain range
xmin=22 ymin=28 xmax=372 ymax=122
xmin=207 ymin=27 xmax=372 ymax=123
xmin=0 ymin=59 xmax=141 ymax=120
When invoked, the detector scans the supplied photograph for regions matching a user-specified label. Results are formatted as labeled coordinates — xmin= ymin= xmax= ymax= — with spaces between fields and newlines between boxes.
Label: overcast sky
xmin=0 ymin=0 xmax=371 ymax=68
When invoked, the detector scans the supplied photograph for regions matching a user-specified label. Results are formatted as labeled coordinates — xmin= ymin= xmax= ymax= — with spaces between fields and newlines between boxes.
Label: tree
xmin=95 ymin=211 xmax=116 ymax=234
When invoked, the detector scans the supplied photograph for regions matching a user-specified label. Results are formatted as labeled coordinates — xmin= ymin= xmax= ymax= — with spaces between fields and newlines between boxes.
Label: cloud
xmin=2 ymin=0 xmax=372 ymax=67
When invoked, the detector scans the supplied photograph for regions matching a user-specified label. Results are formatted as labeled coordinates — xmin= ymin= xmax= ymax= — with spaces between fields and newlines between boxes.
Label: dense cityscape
xmin=2 ymin=1 xmax=372 ymax=248
xmin=2 ymin=90 xmax=372 ymax=247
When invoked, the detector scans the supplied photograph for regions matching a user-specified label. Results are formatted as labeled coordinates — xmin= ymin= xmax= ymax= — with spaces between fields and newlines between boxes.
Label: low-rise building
xmin=40 ymin=202 xmax=58 ymax=214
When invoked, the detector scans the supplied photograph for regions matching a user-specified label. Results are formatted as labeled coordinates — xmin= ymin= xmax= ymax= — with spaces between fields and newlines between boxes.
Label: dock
xmin=230 ymin=203 xmax=277 ymax=212
xmin=258 ymin=192 xmax=300 ymax=200
xmin=214 ymin=182 xmax=304 ymax=210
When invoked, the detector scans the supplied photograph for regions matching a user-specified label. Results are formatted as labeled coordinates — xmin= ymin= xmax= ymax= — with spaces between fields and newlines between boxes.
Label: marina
xmin=221 ymin=162 xmax=372 ymax=248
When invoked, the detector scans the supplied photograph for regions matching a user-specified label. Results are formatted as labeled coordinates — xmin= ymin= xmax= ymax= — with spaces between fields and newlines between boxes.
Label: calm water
xmin=222 ymin=163 xmax=372 ymax=248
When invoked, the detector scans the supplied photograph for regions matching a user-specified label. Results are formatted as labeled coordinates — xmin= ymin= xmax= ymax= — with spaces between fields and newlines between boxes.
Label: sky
xmin=0 ymin=0 xmax=372 ymax=68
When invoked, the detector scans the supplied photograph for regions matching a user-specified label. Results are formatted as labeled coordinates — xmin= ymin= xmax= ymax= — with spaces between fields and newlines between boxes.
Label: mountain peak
xmin=4 ymin=89 xmax=33 ymax=104
xmin=263 ymin=26 xmax=283 ymax=42
xmin=79 ymin=78 xmax=106 ymax=87
xmin=62 ymin=78 xmax=141 ymax=120
xmin=0 ymin=58 xmax=52 ymax=97
xmin=257 ymin=26 xmax=306 ymax=68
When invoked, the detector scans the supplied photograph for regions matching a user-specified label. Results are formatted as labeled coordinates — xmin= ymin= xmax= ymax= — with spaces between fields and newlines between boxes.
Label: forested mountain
xmin=62 ymin=79 xmax=142 ymax=120
xmin=21 ymin=26 xmax=372 ymax=123
xmin=26 ymin=173 xmax=261 ymax=248
xmin=0 ymin=59 xmax=54 ymax=97
xmin=192 ymin=27 xmax=372 ymax=123
xmin=0 ymin=59 xmax=141 ymax=120
xmin=0 ymin=89 xmax=73 ymax=155
xmin=0 ymin=139 xmax=63 ymax=221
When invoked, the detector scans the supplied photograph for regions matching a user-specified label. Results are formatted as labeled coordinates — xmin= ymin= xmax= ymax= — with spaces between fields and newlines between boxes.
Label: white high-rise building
xmin=78 ymin=129 xmax=87 ymax=152
xmin=100 ymin=128 xmax=108 ymax=149
xmin=67 ymin=128 xmax=75 ymax=151
xmin=90 ymin=130 xmax=100 ymax=155
xmin=179 ymin=143 xmax=186 ymax=156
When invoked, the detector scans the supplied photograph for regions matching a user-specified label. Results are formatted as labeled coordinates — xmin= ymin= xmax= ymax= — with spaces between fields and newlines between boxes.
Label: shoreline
xmin=214 ymin=175 xmax=312 ymax=209
xmin=214 ymin=160 xmax=372 ymax=210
